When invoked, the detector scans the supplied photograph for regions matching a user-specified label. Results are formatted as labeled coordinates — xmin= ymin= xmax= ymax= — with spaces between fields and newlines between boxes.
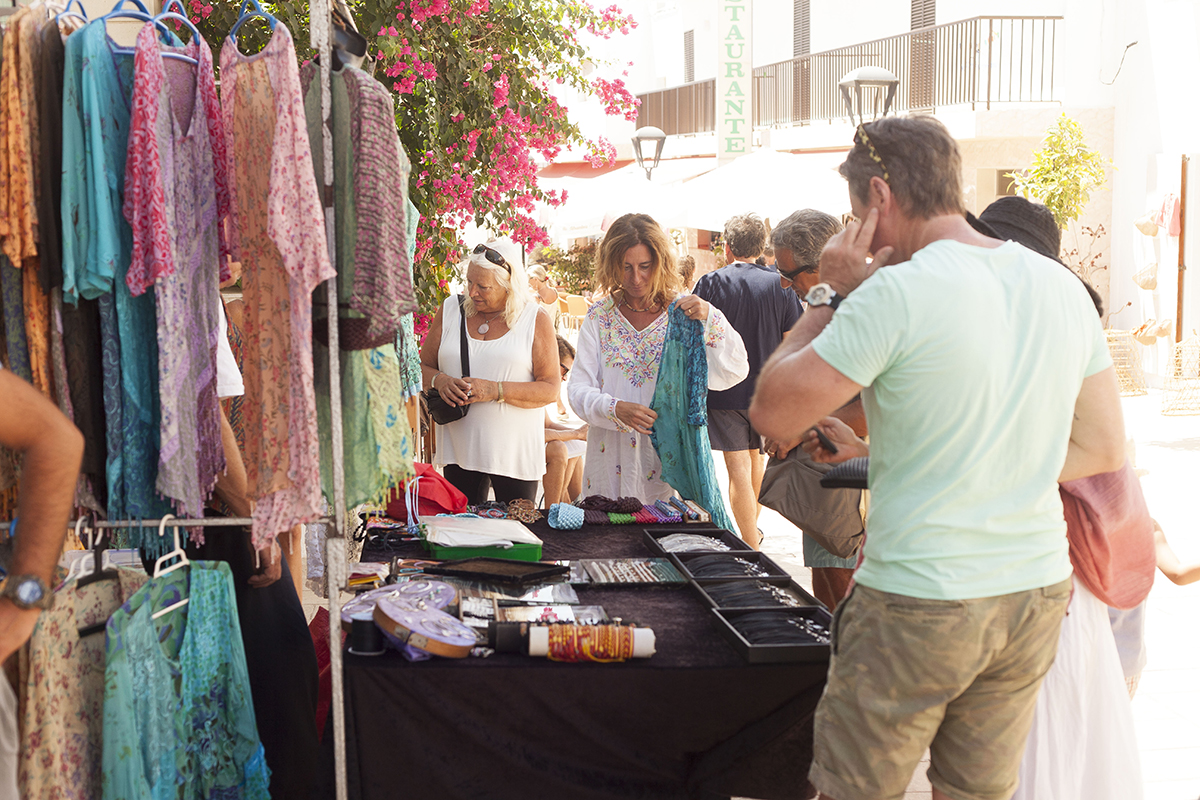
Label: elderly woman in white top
xmin=420 ymin=244 xmax=560 ymax=503
xmin=567 ymin=213 xmax=748 ymax=502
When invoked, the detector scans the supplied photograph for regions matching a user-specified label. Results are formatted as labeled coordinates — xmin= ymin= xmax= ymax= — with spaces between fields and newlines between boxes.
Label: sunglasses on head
xmin=473 ymin=244 xmax=512 ymax=274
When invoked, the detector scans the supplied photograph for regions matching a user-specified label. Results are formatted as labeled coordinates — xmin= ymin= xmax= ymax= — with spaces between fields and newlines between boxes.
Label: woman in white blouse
xmin=420 ymin=245 xmax=560 ymax=503
xmin=567 ymin=214 xmax=748 ymax=501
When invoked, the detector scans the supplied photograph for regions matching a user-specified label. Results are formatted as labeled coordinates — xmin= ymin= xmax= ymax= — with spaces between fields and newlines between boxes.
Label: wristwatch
xmin=804 ymin=283 xmax=846 ymax=311
xmin=0 ymin=575 xmax=53 ymax=611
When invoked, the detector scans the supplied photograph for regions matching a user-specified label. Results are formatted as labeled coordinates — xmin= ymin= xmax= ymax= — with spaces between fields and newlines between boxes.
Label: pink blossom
xmin=492 ymin=73 xmax=509 ymax=108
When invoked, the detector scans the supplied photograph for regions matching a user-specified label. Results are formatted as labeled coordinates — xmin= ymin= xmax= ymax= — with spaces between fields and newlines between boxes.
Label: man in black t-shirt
xmin=693 ymin=213 xmax=802 ymax=548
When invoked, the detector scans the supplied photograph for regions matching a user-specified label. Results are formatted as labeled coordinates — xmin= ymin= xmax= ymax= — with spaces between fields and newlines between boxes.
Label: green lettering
xmin=724 ymin=4 xmax=744 ymax=21
xmin=724 ymin=43 xmax=745 ymax=59
xmin=724 ymin=62 xmax=745 ymax=78
xmin=730 ymin=118 xmax=745 ymax=133
xmin=724 ymin=138 xmax=747 ymax=153
xmin=726 ymin=24 xmax=744 ymax=40
xmin=724 ymin=82 xmax=745 ymax=97
xmin=724 ymin=100 xmax=744 ymax=116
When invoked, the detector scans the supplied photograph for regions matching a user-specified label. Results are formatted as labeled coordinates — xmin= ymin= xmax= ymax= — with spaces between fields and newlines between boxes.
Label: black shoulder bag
xmin=423 ymin=296 xmax=471 ymax=425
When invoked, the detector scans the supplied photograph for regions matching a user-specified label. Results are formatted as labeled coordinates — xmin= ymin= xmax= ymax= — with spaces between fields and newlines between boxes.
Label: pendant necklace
xmin=477 ymin=311 xmax=504 ymax=335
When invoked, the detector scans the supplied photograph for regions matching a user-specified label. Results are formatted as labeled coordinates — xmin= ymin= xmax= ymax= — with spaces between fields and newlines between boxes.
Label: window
xmin=911 ymin=0 xmax=935 ymax=30
xmin=683 ymin=29 xmax=695 ymax=83
xmin=793 ymin=0 xmax=810 ymax=57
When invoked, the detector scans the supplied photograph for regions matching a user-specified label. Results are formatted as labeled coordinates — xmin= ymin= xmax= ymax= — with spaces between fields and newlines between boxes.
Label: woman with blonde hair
xmin=567 ymin=213 xmax=747 ymax=501
xmin=420 ymin=243 xmax=560 ymax=503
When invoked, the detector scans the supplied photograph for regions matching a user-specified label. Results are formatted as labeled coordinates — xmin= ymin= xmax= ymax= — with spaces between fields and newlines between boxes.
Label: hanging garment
xmin=397 ymin=198 xmax=422 ymax=399
xmin=18 ymin=567 xmax=147 ymax=800
xmin=567 ymin=297 xmax=747 ymax=502
xmin=1154 ymin=192 xmax=1181 ymax=238
xmin=0 ymin=6 xmax=39 ymax=271
xmin=649 ymin=301 xmax=737 ymax=532
xmin=0 ymin=257 xmax=30 ymax=381
xmin=62 ymin=19 xmax=175 ymax=525
xmin=299 ymin=61 xmax=416 ymax=338
xmin=36 ymin=16 xmax=69 ymax=292
xmin=300 ymin=62 xmax=415 ymax=507
xmin=102 ymin=560 xmax=270 ymax=799
xmin=62 ymin=295 xmax=108 ymax=506
xmin=221 ymin=24 xmax=335 ymax=547
xmin=96 ymin=293 xmax=126 ymax=524
xmin=124 ymin=28 xmax=228 ymax=522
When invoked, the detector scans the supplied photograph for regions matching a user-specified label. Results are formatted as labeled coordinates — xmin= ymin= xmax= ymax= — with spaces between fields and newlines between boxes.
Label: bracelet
xmin=497 ymin=381 xmax=506 ymax=404
xmin=431 ymin=372 xmax=444 ymax=391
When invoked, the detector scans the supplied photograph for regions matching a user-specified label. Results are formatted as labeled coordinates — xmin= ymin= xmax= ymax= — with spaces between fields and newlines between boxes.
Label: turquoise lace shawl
xmin=102 ymin=560 xmax=270 ymax=799
xmin=649 ymin=302 xmax=737 ymax=532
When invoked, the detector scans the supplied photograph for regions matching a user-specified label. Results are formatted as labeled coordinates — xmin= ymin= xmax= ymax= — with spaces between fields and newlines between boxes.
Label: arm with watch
xmin=749 ymin=208 xmax=894 ymax=446
xmin=0 ymin=370 xmax=85 ymax=662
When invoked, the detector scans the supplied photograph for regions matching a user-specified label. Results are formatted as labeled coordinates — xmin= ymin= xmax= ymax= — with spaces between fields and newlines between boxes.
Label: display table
xmin=339 ymin=521 xmax=826 ymax=800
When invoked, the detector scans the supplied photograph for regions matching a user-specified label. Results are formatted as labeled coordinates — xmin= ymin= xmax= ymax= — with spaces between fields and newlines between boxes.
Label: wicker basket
xmin=1162 ymin=335 xmax=1200 ymax=415
xmin=1105 ymin=330 xmax=1147 ymax=397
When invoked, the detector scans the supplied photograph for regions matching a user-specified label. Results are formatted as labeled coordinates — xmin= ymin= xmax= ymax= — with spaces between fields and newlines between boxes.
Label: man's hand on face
xmin=817 ymin=208 xmax=895 ymax=296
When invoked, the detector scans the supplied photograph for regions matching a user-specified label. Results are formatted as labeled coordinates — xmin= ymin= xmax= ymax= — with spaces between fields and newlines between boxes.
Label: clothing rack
xmin=0 ymin=2 xmax=354 ymax=796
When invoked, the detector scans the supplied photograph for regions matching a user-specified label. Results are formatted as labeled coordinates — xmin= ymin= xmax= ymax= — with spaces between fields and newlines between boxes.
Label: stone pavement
xmin=721 ymin=389 xmax=1200 ymax=800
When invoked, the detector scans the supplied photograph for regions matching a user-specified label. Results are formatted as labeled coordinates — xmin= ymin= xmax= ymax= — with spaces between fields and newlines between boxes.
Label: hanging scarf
xmin=649 ymin=302 xmax=737 ymax=532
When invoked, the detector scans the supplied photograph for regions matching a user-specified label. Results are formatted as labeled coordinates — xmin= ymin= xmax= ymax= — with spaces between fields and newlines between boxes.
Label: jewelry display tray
xmin=641 ymin=527 xmax=754 ymax=557
xmin=690 ymin=576 xmax=823 ymax=611
xmin=710 ymin=607 xmax=834 ymax=664
xmin=668 ymin=551 xmax=792 ymax=582
xmin=570 ymin=558 xmax=688 ymax=586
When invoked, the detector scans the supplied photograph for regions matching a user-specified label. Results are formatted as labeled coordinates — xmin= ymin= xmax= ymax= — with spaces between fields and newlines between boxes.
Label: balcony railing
xmin=636 ymin=16 xmax=1060 ymax=135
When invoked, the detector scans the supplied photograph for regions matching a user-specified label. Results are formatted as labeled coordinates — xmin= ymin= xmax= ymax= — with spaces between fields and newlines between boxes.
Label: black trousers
xmin=443 ymin=463 xmax=538 ymax=504
xmin=185 ymin=522 xmax=321 ymax=800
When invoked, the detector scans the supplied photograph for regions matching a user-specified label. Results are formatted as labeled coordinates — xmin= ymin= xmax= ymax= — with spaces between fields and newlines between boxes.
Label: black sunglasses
xmin=473 ymin=244 xmax=512 ymax=274
xmin=779 ymin=264 xmax=818 ymax=285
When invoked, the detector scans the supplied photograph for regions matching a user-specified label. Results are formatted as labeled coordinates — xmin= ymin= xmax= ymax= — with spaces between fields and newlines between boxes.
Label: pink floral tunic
xmin=220 ymin=25 xmax=335 ymax=546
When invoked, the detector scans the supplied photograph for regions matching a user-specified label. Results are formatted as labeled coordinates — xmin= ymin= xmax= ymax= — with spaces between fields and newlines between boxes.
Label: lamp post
xmin=838 ymin=66 xmax=899 ymax=126
xmin=631 ymin=126 xmax=667 ymax=180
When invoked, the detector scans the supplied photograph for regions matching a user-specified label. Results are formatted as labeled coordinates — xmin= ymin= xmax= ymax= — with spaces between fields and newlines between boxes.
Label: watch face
xmin=806 ymin=285 xmax=831 ymax=305
xmin=16 ymin=580 xmax=43 ymax=606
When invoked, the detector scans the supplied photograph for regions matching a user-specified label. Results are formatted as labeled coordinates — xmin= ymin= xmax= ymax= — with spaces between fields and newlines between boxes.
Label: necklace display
xmin=477 ymin=311 xmax=504 ymax=334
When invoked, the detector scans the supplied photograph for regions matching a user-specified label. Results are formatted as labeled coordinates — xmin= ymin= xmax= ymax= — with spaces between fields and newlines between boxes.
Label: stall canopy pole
xmin=1178 ymin=154 xmax=1190 ymax=344
xmin=309 ymin=1 xmax=349 ymax=798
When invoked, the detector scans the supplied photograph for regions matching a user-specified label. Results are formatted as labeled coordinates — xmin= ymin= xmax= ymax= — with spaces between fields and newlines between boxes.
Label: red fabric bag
xmin=1059 ymin=460 xmax=1155 ymax=609
xmin=385 ymin=463 xmax=468 ymax=520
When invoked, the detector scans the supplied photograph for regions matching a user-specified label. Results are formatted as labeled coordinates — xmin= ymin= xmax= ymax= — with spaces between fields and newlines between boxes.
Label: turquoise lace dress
xmin=101 ymin=560 xmax=270 ymax=799
xmin=649 ymin=303 xmax=738 ymax=532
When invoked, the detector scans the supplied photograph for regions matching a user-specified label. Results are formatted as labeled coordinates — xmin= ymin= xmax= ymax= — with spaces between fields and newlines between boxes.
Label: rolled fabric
xmin=607 ymin=512 xmax=636 ymax=525
xmin=584 ymin=509 xmax=609 ymax=525
xmin=548 ymin=503 xmax=584 ymax=530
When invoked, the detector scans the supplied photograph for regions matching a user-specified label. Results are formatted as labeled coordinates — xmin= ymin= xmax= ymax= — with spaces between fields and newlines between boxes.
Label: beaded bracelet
xmin=546 ymin=623 xmax=635 ymax=663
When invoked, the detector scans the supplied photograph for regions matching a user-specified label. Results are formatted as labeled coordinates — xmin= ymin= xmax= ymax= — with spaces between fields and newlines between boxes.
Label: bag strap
xmin=458 ymin=294 xmax=471 ymax=378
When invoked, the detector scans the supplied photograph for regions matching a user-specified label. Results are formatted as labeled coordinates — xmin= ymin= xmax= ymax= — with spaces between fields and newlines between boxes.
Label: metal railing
xmin=636 ymin=16 xmax=1060 ymax=134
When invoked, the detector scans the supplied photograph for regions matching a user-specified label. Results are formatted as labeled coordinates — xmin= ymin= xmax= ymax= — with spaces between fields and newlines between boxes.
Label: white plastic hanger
xmin=151 ymin=514 xmax=191 ymax=620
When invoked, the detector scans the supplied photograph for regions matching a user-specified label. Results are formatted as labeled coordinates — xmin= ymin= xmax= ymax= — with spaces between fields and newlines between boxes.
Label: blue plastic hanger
xmin=152 ymin=8 xmax=202 ymax=64
xmin=228 ymin=0 xmax=277 ymax=43
xmin=54 ymin=0 xmax=88 ymax=24
xmin=101 ymin=0 xmax=151 ymax=19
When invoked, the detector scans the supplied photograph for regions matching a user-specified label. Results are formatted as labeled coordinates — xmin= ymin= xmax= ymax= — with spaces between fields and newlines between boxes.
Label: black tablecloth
xmin=339 ymin=522 xmax=826 ymax=800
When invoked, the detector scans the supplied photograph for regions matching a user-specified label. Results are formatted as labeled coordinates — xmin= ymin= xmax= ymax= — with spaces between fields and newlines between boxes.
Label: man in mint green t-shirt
xmin=750 ymin=116 xmax=1125 ymax=800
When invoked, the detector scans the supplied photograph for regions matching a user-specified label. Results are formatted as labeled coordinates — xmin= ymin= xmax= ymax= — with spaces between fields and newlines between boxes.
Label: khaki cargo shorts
xmin=809 ymin=577 xmax=1071 ymax=800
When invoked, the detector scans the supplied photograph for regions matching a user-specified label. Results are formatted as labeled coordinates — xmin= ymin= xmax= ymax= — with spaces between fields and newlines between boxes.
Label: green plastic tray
xmin=421 ymin=540 xmax=543 ymax=562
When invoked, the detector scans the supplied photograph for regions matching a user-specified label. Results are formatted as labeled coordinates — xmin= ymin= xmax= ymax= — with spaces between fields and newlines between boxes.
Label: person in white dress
xmin=421 ymin=244 xmax=560 ymax=504
xmin=567 ymin=213 xmax=748 ymax=502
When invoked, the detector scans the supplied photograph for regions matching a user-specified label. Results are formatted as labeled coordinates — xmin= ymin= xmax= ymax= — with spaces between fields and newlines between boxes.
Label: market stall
xmin=325 ymin=519 xmax=828 ymax=800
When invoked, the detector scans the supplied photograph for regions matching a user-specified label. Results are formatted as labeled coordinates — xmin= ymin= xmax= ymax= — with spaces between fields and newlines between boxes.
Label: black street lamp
xmin=631 ymin=126 xmax=667 ymax=180
xmin=838 ymin=67 xmax=899 ymax=127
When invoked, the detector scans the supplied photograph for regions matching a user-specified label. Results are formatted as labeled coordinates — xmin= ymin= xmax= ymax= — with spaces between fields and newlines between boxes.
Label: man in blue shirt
xmin=693 ymin=214 xmax=801 ymax=547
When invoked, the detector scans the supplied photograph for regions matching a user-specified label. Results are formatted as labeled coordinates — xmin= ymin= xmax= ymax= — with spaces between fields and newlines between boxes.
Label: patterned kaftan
xmin=101 ymin=561 xmax=269 ymax=799
xmin=567 ymin=296 xmax=747 ymax=502
xmin=123 ymin=27 xmax=228 ymax=526
xmin=220 ymin=25 xmax=335 ymax=547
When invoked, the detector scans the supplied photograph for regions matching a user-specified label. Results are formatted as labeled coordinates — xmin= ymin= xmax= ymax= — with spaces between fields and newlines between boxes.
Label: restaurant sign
xmin=717 ymin=0 xmax=752 ymax=165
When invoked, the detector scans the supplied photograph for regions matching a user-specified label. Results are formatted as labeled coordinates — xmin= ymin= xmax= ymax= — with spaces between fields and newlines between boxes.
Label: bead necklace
xmin=476 ymin=311 xmax=504 ymax=334
xmin=621 ymin=298 xmax=661 ymax=314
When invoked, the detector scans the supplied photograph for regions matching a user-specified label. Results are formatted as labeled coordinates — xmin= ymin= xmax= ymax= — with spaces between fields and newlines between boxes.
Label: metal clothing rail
xmin=2 ymin=517 xmax=336 ymax=529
